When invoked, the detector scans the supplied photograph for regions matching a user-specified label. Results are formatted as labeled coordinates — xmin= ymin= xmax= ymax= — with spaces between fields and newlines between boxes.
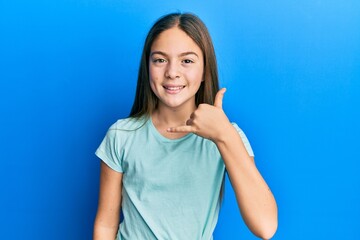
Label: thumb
xmin=214 ymin=88 xmax=226 ymax=108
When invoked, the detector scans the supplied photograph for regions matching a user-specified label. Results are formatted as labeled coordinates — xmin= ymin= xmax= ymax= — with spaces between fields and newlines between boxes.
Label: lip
xmin=163 ymin=85 xmax=185 ymax=94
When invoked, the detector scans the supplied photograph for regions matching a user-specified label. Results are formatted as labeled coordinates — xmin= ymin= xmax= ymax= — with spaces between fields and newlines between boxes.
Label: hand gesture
xmin=167 ymin=88 xmax=233 ymax=142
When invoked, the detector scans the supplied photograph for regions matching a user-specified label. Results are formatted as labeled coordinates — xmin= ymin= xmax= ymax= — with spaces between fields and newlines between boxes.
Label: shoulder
xmin=230 ymin=122 xmax=245 ymax=134
xmin=100 ymin=116 xmax=149 ymax=150
xmin=230 ymin=122 xmax=249 ymax=140
xmin=109 ymin=116 xmax=148 ymax=132
xmin=230 ymin=122 xmax=255 ymax=157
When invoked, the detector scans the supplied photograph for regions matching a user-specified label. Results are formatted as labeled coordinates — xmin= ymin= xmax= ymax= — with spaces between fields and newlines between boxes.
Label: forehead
xmin=151 ymin=27 xmax=202 ymax=55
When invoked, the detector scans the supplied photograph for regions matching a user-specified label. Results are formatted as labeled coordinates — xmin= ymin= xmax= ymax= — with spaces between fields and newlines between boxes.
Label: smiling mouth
xmin=163 ymin=85 xmax=185 ymax=91
xmin=163 ymin=85 xmax=185 ymax=94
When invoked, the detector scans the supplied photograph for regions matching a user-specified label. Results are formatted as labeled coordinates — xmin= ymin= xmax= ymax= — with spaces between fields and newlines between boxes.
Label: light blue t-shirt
xmin=95 ymin=117 xmax=254 ymax=240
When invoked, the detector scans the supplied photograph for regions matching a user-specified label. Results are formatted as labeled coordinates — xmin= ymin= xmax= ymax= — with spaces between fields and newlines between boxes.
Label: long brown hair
xmin=129 ymin=13 xmax=219 ymax=118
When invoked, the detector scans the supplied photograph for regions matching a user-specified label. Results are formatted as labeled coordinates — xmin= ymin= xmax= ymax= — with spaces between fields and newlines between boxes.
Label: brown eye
xmin=183 ymin=59 xmax=194 ymax=64
xmin=153 ymin=58 xmax=166 ymax=63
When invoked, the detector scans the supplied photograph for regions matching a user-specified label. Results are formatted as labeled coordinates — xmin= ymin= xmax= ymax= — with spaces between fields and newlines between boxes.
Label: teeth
xmin=165 ymin=86 xmax=184 ymax=90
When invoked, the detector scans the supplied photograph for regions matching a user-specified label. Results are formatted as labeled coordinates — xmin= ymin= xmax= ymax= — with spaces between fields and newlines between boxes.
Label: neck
xmin=152 ymin=103 xmax=196 ymax=127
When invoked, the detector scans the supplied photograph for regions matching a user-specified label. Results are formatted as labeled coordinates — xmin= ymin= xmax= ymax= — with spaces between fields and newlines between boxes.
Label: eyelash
xmin=152 ymin=58 xmax=194 ymax=64
xmin=182 ymin=59 xmax=194 ymax=64
xmin=153 ymin=59 xmax=166 ymax=63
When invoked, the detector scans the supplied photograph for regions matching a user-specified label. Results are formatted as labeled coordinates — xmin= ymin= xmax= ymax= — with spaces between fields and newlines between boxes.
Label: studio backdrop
xmin=1 ymin=0 xmax=359 ymax=239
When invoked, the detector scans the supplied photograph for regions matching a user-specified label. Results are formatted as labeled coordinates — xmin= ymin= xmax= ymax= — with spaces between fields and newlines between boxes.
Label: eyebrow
xmin=150 ymin=51 xmax=199 ymax=58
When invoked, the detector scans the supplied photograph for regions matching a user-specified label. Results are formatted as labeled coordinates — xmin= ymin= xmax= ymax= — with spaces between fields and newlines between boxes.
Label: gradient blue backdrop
xmin=1 ymin=0 xmax=359 ymax=239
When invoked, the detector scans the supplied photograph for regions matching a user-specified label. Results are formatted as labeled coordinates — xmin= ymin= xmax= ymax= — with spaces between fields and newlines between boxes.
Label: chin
xmin=158 ymin=99 xmax=186 ymax=109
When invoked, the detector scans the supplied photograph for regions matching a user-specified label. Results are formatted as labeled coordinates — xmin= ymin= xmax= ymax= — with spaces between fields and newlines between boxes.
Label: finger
xmin=167 ymin=125 xmax=194 ymax=133
xmin=214 ymin=88 xmax=226 ymax=108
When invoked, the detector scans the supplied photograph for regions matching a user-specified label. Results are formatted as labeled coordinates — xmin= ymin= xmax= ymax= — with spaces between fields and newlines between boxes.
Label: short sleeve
xmin=231 ymin=123 xmax=255 ymax=157
xmin=95 ymin=124 xmax=124 ymax=173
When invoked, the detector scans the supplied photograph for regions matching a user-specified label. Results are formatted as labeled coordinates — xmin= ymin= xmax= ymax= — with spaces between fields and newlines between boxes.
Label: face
xmin=149 ymin=27 xmax=204 ymax=111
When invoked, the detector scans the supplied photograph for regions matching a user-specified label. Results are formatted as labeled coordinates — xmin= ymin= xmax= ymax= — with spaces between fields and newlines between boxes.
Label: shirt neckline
xmin=147 ymin=117 xmax=194 ymax=143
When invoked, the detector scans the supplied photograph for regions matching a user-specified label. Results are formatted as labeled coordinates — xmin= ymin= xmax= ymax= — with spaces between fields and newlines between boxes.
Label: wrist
xmin=213 ymin=122 xmax=237 ymax=144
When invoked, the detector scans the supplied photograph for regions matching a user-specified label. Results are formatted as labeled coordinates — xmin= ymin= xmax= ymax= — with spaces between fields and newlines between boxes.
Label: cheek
xmin=149 ymin=75 xmax=160 ymax=95
xmin=188 ymin=67 xmax=204 ymax=84
xmin=149 ymin=66 xmax=156 ymax=83
xmin=149 ymin=67 xmax=162 ymax=82
xmin=149 ymin=77 xmax=156 ymax=90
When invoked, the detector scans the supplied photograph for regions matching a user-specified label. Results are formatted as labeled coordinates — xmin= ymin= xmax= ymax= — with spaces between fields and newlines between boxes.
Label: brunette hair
xmin=129 ymin=12 xmax=219 ymax=117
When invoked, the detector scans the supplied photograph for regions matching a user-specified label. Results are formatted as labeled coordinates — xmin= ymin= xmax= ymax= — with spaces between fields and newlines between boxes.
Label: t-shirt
xmin=95 ymin=117 xmax=254 ymax=240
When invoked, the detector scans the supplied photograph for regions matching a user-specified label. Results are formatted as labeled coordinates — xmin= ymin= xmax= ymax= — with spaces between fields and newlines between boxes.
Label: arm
xmin=168 ymin=88 xmax=278 ymax=239
xmin=215 ymin=124 xmax=278 ymax=239
xmin=93 ymin=161 xmax=123 ymax=240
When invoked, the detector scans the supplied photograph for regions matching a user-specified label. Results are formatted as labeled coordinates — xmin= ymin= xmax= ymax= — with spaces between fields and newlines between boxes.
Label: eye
xmin=153 ymin=58 xmax=166 ymax=63
xmin=182 ymin=59 xmax=194 ymax=64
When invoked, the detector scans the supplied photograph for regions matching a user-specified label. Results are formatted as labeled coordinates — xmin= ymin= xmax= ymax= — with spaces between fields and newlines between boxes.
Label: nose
xmin=165 ymin=61 xmax=180 ymax=79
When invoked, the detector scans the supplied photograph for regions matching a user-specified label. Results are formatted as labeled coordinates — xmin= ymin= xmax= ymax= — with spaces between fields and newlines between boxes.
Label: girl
xmin=94 ymin=13 xmax=277 ymax=240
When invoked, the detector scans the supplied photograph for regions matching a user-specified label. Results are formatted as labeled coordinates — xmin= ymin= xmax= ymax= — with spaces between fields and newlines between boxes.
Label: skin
xmin=149 ymin=27 xmax=204 ymax=138
xmin=94 ymin=27 xmax=278 ymax=239
xmin=168 ymin=89 xmax=278 ymax=239
xmin=93 ymin=162 xmax=122 ymax=239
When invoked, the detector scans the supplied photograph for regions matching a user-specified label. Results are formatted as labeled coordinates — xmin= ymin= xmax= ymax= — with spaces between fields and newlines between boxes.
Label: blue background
xmin=1 ymin=0 xmax=359 ymax=239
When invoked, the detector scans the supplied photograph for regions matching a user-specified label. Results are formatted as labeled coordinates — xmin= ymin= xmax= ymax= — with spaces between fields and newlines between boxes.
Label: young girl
xmin=94 ymin=13 xmax=277 ymax=240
